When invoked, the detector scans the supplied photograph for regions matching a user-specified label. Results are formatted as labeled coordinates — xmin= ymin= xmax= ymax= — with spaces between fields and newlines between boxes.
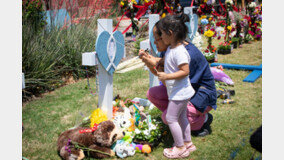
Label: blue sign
xmin=45 ymin=9 xmax=71 ymax=30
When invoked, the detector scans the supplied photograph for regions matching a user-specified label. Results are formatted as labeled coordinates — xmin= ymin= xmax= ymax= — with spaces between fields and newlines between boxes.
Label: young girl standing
xmin=157 ymin=14 xmax=195 ymax=159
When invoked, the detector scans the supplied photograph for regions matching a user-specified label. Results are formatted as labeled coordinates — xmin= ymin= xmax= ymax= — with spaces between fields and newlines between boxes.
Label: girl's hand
xmin=157 ymin=71 xmax=168 ymax=81
xmin=138 ymin=49 xmax=149 ymax=59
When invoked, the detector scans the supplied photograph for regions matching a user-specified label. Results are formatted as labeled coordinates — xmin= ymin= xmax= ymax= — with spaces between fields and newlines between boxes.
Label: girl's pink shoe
xmin=186 ymin=142 xmax=197 ymax=152
xmin=163 ymin=146 xmax=190 ymax=159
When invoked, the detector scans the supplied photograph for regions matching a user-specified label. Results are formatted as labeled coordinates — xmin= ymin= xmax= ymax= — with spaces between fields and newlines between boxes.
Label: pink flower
xmin=248 ymin=30 xmax=255 ymax=36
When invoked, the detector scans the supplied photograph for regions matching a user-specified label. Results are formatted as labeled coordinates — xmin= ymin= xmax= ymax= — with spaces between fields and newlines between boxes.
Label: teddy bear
xmin=113 ymin=107 xmax=133 ymax=131
xmin=57 ymin=120 xmax=124 ymax=160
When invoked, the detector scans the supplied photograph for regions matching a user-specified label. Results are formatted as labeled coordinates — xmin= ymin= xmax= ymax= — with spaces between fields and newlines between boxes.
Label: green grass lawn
xmin=22 ymin=40 xmax=262 ymax=160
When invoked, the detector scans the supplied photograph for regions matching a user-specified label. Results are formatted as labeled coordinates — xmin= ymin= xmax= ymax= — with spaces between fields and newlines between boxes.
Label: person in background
xmin=139 ymin=15 xmax=217 ymax=137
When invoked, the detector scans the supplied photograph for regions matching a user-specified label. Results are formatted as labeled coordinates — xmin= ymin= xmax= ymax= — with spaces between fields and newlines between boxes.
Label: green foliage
xmin=22 ymin=20 xmax=98 ymax=99
xmin=245 ymin=33 xmax=254 ymax=42
xmin=22 ymin=0 xmax=46 ymax=34
xmin=231 ymin=37 xmax=240 ymax=43
xmin=133 ymin=38 xmax=145 ymax=56
xmin=133 ymin=118 xmax=162 ymax=144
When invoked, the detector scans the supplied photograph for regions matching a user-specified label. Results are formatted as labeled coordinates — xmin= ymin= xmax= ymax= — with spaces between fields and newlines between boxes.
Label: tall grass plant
xmin=22 ymin=17 xmax=99 ymax=100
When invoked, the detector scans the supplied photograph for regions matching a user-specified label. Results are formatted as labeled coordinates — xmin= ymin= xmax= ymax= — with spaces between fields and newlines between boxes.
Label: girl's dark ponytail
xmin=159 ymin=14 xmax=190 ymax=42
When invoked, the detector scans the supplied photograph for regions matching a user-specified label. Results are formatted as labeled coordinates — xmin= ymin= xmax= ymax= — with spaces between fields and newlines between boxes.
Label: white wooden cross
xmin=140 ymin=14 xmax=160 ymax=88
xmin=82 ymin=19 xmax=124 ymax=119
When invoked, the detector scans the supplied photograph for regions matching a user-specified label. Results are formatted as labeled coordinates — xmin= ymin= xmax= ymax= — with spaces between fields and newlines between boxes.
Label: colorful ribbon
xmin=79 ymin=123 xmax=99 ymax=133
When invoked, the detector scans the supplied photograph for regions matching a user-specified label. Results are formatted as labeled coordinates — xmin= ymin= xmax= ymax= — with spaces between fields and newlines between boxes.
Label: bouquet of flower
xmin=133 ymin=116 xmax=162 ymax=147
xmin=248 ymin=2 xmax=257 ymax=13
xmin=204 ymin=29 xmax=216 ymax=49
xmin=197 ymin=0 xmax=215 ymax=16
xmin=203 ymin=29 xmax=217 ymax=62
xmin=90 ymin=108 xmax=108 ymax=128
xmin=254 ymin=26 xmax=262 ymax=40
xmin=216 ymin=20 xmax=226 ymax=27
xmin=203 ymin=47 xmax=216 ymax=62
xmin=192 ymin=32 xmax=204 ymax=51
xmin=244 ymin=32 xmax=254 ymax=42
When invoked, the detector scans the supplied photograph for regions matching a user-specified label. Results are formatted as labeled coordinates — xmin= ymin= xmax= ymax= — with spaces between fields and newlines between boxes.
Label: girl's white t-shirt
xmin=164 ymin=45 xmax=195 ymax=101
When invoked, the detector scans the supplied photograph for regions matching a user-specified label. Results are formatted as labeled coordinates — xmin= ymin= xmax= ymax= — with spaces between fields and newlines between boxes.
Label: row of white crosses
xmin=82 ymin=7 xmax=197 ymax=119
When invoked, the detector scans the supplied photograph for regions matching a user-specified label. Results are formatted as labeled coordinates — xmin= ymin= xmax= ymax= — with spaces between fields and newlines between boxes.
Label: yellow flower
xmin=204 ymin=0 xmax=208 ymax=3
xmin=132 ymin=0 xmax=137 ymax=4
xmin=120 ymin=1 xmax=124 ymax=6
xmin=227 ymin=26 xmax=232 ymax=31
xmin=201 ymin=15 xmax=207 ymax=19
xmin=204 ymin=29 xmax=215 ymax=37
xmin=208 ymin=17 xmax=212 ymax=21
xmin=161 ymin=13 xmax=166 ymax=18
xmin=90 ymin=108 xmax=108 ymax=128
xmin=144 ymin=0 xmax=149 ymax=3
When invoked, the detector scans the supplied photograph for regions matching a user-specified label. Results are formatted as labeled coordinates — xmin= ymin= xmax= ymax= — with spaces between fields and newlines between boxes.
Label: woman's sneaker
xmin=192 ymin=113 xmax=213 ymax=137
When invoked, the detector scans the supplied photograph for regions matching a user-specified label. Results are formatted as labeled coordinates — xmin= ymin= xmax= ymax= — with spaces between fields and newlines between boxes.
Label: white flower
xmin=249 ymin=2 xmax=256 ymax=8
xmin=192 ymin=32 xmax=203 ymax=51
xmin=128 ymin=2 xmax=133 ymax=9
xmin=149 ymin=123 xmax=157 ymax=131
xmin=143 ymin=130 xmax=150 ymax=136
xmin=225 ymin=0 xmax=233 ymax=5
xmin=135 ymin=128 xmax=141 ymax=134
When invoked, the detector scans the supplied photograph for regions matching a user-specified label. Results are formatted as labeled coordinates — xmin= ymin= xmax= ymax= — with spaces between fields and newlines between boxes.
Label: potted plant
xmin=218 ymin=41 xmax=232 ymax=54
xmin=203 ymin=48 xmax=216 ymax=63
xmin=231 ymin=37 xmax=239 ymax=48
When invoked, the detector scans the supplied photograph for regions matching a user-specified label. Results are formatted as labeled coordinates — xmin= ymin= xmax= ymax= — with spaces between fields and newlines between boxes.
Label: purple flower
xmin=256 ymin=34 xmax=261 ymax=38
xmin=257 ymin=15 xmax=262 ymax=21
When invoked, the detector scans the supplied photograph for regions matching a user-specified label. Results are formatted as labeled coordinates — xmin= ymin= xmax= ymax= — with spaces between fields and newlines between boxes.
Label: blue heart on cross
xmin=95 ymin=31 xmax=124 ymax=75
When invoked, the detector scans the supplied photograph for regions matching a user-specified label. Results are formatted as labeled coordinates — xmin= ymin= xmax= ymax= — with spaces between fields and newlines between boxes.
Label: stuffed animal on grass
xmin=113 ymin=140 xmax=136 ymax=158
xmin=113 ymin=107 xmax=133 ymax=131
xmin=57 ymin=120 xmax=124 ymax=160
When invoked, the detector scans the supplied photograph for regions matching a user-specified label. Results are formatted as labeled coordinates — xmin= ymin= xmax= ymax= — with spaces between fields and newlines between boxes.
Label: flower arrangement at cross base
xmin=245 ymin=2 xmax=262 ymax=41
xmin=224 ymin=0 xmax=234 ymax=42
xmin=203 ymin=29 xmax=217 ymax=63
xmin=133 ymin=116 xmax=162 ymax=148
xmin=217 ymin=41 xmax=232 ymax=54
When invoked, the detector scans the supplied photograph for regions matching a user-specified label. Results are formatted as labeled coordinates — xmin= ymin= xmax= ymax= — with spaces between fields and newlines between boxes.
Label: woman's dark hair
xmin=154 ymin=20 xmax=162 ymax=37
xmin=159 ymin=13 xmax=190 ymax=42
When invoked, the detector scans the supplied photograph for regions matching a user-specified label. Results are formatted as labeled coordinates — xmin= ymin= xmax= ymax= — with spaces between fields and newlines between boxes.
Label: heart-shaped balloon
xmin=95 ymin=31 xmax=124 ymax=75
